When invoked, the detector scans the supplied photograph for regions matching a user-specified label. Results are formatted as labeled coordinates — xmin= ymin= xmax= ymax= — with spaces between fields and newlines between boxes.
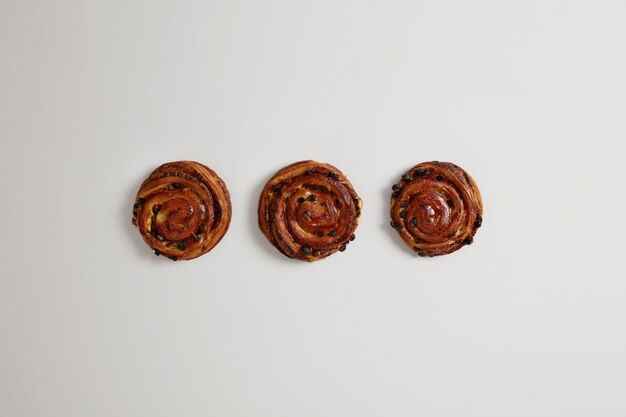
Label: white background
xmin=1 ymin=1 xmax=625 ymax=416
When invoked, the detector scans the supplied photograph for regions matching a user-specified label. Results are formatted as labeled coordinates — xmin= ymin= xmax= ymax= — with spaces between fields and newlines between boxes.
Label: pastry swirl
xmin=132 ymin=161 xmax=231 ymax=260
xmin=390 ymin=161 xmax=482 ymax=256
xmin=258 ymin=160 xmax=362 ymax=262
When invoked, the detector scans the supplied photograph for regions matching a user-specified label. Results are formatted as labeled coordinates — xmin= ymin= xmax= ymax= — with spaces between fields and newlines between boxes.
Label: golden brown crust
xmin=132 ymin=161 xmax=231 ymax=260
xmin=258 ymin=160 xmax=362 ymax=262
xmin=390 ymin=161 xmax=482 ymax=257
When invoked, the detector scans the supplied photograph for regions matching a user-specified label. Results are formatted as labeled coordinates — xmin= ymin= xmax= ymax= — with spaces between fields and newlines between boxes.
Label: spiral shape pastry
xmin=390 ymin=161 xmax=482 ymax=257
xmin=258 ymin=161 xmax=362 ymax=262
xmin=131 ymin=161 xmax=231 ymax=261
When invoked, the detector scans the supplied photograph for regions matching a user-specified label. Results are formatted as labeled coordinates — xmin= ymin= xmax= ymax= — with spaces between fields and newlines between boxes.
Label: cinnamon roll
xmin=132 ymin=161 xmax=231 ymax=261
xmin=390 ymin=161 xmax=482 ymax=256
xmin=258 ymin=161 xmax=362 ymax=262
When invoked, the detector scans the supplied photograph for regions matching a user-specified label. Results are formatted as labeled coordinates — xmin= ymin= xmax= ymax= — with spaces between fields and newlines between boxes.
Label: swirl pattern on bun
xmin=132 ymin=161 xmax=231 ymax=261
xmin=258 ymin=161 xmax=362 ymax=262
xmin=390 ymin=161 xmax=482 ymax=257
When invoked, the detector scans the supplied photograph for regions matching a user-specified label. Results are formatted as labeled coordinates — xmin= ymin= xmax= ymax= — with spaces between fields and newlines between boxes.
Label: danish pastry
xmin=132 ymin=161 xmax=231 ymax=260
xmin=258 ymin=161 xmax=362 ymax=262
xmin=390 ymin=161 xmax=482 ymax=256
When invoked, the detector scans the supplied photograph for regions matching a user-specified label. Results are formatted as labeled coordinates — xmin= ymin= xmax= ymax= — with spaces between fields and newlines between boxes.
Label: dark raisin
xmin=329 ymin=230 xmax=337 ymax=236
xmin=272 ymin=184 xmax=281 ymax=192
xmin=297 ymin=197 xmax=305 ymax=203
xmin=308 ymin=194 xmax=317 ymax=202
xmin=463 ymin=236 xmax=474 ymax=245
xmin=414 ymin=168 xmax=432 ymax=177
xmin=447 ymin=199 xmax=454 ymax=208
xmin=305 ymin=169 xmax=315 ymax=176
xmin=353 ymin=198 xmax=360 ymax=206
xmin=312 ymin=250 xmax=320 ymax=256
xmin=152 ymin=205 xmax=161 ymax=214
xmin=169 ymin=256 xmax=179 ymax=261
xmin=413 ymin=236 xmax=422 ymax=244
xmin=327 ymin=171 xmax=340 ymax=181
xmin=339 ymin=245 xmax=347 ymax=252
xmin=166 ymin=242 xmax=173 ymax=248
xmin=154 ymin=250 xmax=161 ymax=256
xmin=474 ymin=216 xmax=483 ymax=228
xmin=301 ymin=246 xmax=312 ymax=256
xmin=350 ymin=234 xmax=356 ymax=241
xmin=409 ymin=218 xmax=417 ymax=228
xmin=215 ymin=207 xmax=222 ymax=217
xmin=435 ymin=175 xmax=445 ymax=181
xmin=138 ymin=197 xmax=146 ymax=204
xmin=391 ymin=191 xmax=399 ymax=198
xmin=447 ymin=232 xmax=456 ymax=238
xmin=133 ymin=203 xmax=140 ymax=209
xmin=316 ymin=231 xmax=324 ymax=237
xmin=402 ymin=173 xmax=410 ymax=182
xmin=400 ymin=211 xmax=407 ymax=219
xmin=390 ymin=221 xmax=402 ymax=229
xmin=172 ymin=183 xmax=185 ymax=190
xmin=392 ymin=184 xmax=401 ymax=191
xmin=178 ymin=242 xmax=186 ymax=250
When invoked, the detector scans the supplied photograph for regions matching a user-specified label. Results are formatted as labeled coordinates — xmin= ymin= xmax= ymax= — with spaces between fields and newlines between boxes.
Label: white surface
xmin=1 ymin=1 xmax=626 ymax=416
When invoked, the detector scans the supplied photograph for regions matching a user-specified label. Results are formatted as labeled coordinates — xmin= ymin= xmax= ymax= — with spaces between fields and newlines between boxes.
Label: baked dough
xmin=132 ymin=161 xmax=231 ymax=260
xmin=258 ymin=160 xmax=362 ymax=262
xmin=390 ymin=161 xmax=482 ymax=256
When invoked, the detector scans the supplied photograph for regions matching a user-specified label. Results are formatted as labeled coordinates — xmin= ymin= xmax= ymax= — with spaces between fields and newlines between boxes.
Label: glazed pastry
xmin=132 ymin=161 xmax=231 ymax=260
xmin=258 ymin=160 xmax=362 ymax=262
xmin=390 ymin=161 xmax=482 ymax=256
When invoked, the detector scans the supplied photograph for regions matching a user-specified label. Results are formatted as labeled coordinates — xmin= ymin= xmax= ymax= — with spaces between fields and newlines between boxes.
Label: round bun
xmin=258 ymin=160 xmax=362 ymax=262
xmin=132 ymin=161 xmax=231 ymax=261
xmin=390 ymin=161 xmax=482 ymax=256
